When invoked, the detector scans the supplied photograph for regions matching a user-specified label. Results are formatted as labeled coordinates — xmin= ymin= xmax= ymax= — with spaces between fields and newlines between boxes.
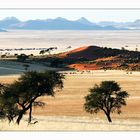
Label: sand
xmin=1 ymin=116 xmax=140 ymax=131
xmin=0 ymin=70 xmax=140 ymax=130
xmin=0 ymin=30 xmax=140 ymax=56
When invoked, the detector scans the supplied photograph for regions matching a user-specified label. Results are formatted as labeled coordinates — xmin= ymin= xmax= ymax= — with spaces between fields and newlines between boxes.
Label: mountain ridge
xmin=0 ymin=16 xmax=135 ymax=30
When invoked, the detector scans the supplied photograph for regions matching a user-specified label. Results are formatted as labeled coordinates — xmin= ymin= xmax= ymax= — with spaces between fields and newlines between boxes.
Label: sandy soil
xmin=0 ymin=30 xmax=140 ymax=56
xmin=1 ymin=115 xmax=140 ymax=131
xmin=0 ymin=70 xmax=140 ymax=130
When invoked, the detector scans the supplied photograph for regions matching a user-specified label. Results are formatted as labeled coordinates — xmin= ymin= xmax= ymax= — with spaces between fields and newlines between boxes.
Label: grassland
xmin=0 ymin=70 xmax=140 ymax=130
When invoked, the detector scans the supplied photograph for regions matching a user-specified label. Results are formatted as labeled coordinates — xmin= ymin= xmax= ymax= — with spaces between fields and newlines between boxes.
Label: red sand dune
xmin=59 ymin=46 xmax=89 ymax=58
xmin=69 ymin=63 xmax=119 ymax=70
xmin=59 ymin=46 xmax=120 ymax=70
xmin=59 ymin=45 xmax=121 ymax=60
xmin=59 ymin=45 xmax=140 ymax=71
xmin=69 ymin=62 xmax=140 ymax=71
xmin=69 ymin=63 xmax=100 ymax=70
xmin=95 ymin=56 xmax=118 ymax=62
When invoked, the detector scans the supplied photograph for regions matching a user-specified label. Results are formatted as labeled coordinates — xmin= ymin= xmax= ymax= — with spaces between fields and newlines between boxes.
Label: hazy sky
xmin=0 ymin=9 xmax=140 ymax=22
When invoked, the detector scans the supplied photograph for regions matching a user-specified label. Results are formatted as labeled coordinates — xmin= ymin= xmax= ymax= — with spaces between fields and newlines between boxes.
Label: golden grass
xmin=0 ymin=70 xmax=140 ymax=130
xmin=1 ymin=70 xmax=140 ymax=118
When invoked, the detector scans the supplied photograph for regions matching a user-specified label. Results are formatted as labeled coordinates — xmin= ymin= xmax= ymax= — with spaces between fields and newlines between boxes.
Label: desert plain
xmin=0 ymin=30 xmax=139 ymax=130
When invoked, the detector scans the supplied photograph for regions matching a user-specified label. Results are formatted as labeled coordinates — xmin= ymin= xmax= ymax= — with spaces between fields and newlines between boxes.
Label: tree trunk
xmin=16 ymin=96 xmax=39 ymax=125
xmin=106 ymin=113 xmax=112 ymax=123
xmin=16 ymin=110 xmax=25 ymax=125
xmin=28 ymin=104 xmax=32 ymax=124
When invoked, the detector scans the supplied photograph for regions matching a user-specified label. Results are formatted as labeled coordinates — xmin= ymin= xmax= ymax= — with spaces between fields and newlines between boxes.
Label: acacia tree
xmin=17 ymin=54 xmax=29 ymax=62
xmin=23 ymin=64 xmax=30 ymax=71
xmin=39 ymin=47 xmax=57 ymax=56
xmin=39 ymin=50 xmax=46 ymax=55
xmin=0 ymin=71 xmax=64 ymax=124
xmin=45 ymin=47 xmax=57 ymax=55
xmin=84 ymin=81 xmax=129 ymax=122
xmin=50 ymin=58 xmax=63 ymax=68
xmin=0 ymin=83 xmax=19 ymax=123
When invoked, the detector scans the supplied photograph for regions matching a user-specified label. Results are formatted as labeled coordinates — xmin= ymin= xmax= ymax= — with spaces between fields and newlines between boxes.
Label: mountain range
xmin=0 ymin=29 xmax=7 ymax=32
xmin=0 ymin=17 xmax=140 ymax=30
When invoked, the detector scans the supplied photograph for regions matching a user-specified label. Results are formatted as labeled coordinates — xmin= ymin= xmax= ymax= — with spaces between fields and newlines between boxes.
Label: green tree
xmin=84 ymin=81 xmax=129 ymax=122
xmin=39 ymin=50 xmax=46 ymax=55
xmin=39 ymin=47 xmax=57 ymax=56
xmin=0 ymin=71 xmax=64 ymax=125
xmin=17 ymin=54 xmax=29 ymax=62
xmin=0 ymin=83 xmax=19 ymax=123
xmin=50 ymin=58 xmax=63 ymax=68
xmin=23 ymin=64 xmax=30 ymax=71
xmin=45 ymin=47 xmax=57 ymax=55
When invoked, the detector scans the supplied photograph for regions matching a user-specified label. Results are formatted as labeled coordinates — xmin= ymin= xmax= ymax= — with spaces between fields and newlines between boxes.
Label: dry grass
xmin=0 ymin=70 xmax=140 ymax=130
xmin=1 ymin=115 xmax=140 ymax=131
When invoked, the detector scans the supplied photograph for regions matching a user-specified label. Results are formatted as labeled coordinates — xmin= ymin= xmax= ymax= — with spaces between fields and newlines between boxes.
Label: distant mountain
xmin=98 ymin=21 xmax=123 ymax=27
xmin=0 ymin=29 xmax=7 ymax=32
xmin=76 ymin=17 xmax=96 ymax=25
xmin=9 ymin=17 xmax=119 ymax=30
xmin=0 ymin=17 xmax=20 ymax=29
xmin=0 ymin=16 xmax=140 ymax=30
xmin=127 ymin=19 xmax=140 ymax=29
xmin=0 ymin=17 xmax=126 ymax=30
xmin=98 ymin=20 xmax=140 ymax=29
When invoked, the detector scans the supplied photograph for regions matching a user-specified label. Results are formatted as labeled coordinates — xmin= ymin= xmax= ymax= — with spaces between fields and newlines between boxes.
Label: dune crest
xmin=59 ymin=46 xmax=90 ymax=57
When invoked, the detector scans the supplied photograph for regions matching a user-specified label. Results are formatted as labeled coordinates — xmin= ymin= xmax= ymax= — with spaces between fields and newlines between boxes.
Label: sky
xmin=0 ymin=9 xmax=140 ymax=22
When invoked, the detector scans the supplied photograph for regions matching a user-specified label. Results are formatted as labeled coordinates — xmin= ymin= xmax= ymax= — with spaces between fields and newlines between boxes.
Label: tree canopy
xmin=17 ymin=54 xmax=29 ymax=62
xmin=84 ymin=81 xmax=129 ymax=122
xmin=0 ymin=71 xmax=64 ymax=124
